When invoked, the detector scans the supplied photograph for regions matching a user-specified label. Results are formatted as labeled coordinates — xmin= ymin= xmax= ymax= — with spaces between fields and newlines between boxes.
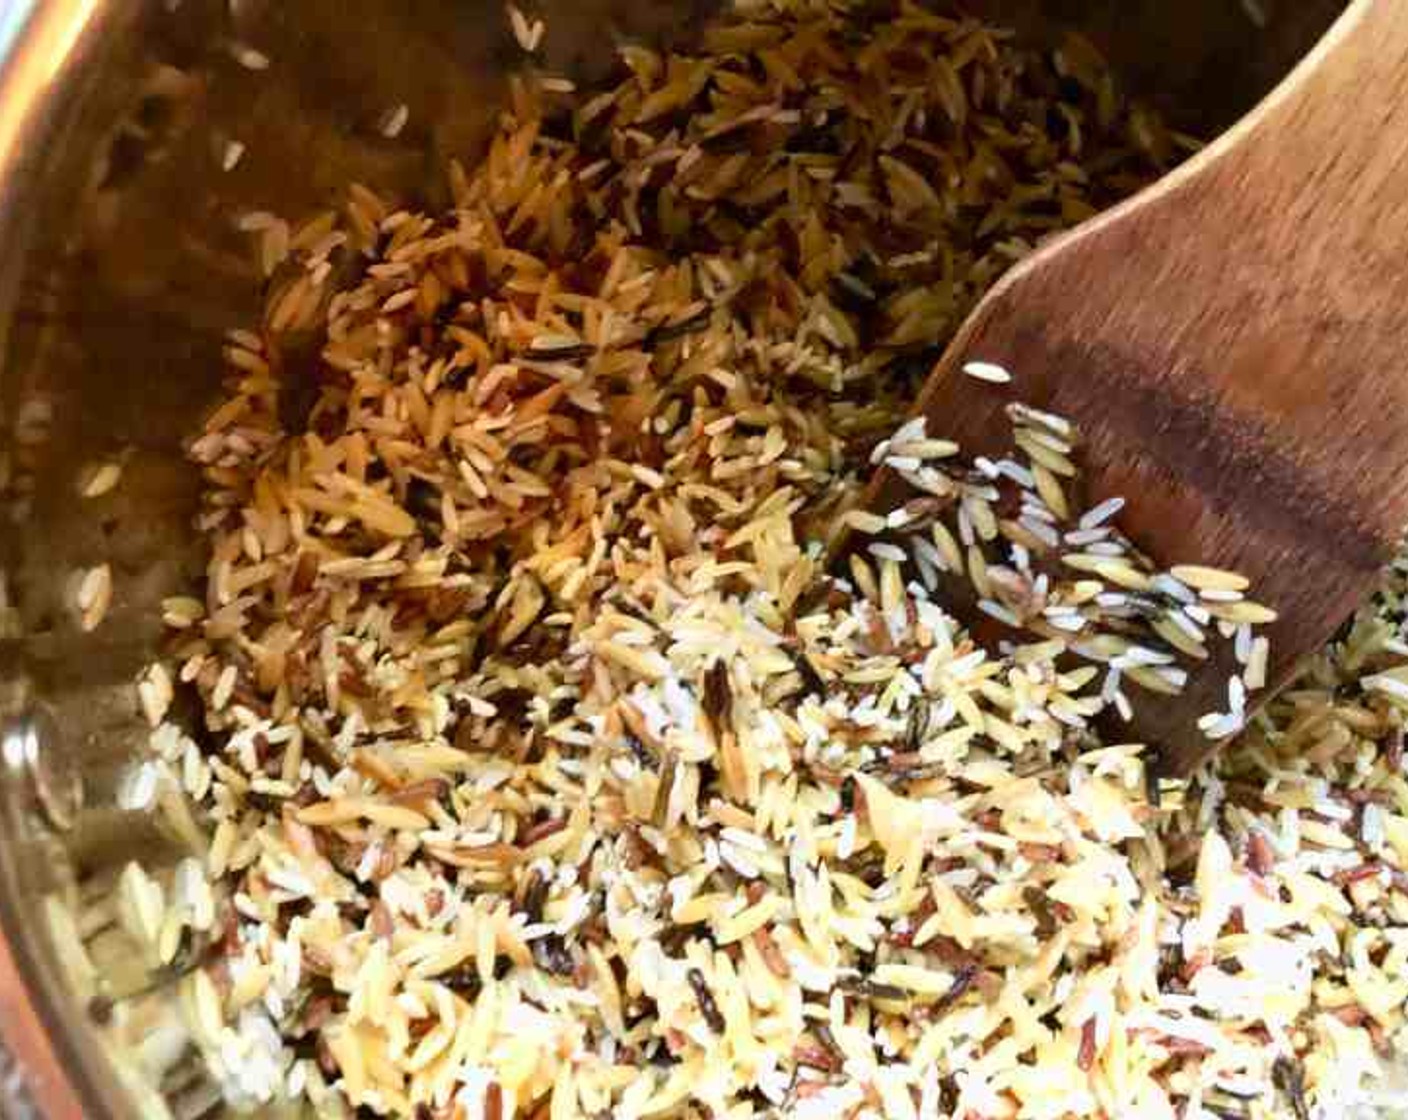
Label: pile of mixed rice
xmin=97 ymin=3 xmax=1408 ymax=1117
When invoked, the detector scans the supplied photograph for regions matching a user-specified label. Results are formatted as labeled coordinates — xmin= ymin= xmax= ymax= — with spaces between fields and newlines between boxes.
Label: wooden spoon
xmin=863 ymin=0 xmax=1408 ymax=776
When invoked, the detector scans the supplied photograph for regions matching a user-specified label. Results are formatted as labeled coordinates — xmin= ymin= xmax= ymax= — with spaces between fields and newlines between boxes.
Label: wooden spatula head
xmin=865 ymin=0 xmax=1408 ymax=775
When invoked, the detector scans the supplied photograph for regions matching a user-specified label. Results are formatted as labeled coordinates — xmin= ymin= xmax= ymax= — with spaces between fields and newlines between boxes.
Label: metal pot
xmin=0 ymin=1 xmax=1344 ymax=1115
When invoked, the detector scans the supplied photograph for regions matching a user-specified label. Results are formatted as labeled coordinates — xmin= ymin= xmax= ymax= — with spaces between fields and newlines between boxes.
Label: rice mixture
xmin=99 ymin=3 xmax=1408 ymax=1118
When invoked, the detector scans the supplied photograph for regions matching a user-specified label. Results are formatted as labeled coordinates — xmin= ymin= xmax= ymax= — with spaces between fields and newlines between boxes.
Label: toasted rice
xmin=87 ymin=4 xmax=1408 ymax=1119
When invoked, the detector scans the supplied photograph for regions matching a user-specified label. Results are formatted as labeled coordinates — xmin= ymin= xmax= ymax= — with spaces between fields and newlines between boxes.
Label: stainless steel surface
xmin=0 ymin=1 xmax=1346 ymax=1115
xmin=0 ymin=1035 xmax=43 ymax=1120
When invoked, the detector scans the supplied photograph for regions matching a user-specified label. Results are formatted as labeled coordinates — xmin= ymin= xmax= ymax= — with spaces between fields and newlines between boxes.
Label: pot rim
xmin=0 ymin=4 xmax=132 ymax=1118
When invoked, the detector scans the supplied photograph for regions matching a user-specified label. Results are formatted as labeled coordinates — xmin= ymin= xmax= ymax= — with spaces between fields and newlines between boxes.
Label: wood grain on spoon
xmin=864 ymin=0 xmax=1408 ymax=776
